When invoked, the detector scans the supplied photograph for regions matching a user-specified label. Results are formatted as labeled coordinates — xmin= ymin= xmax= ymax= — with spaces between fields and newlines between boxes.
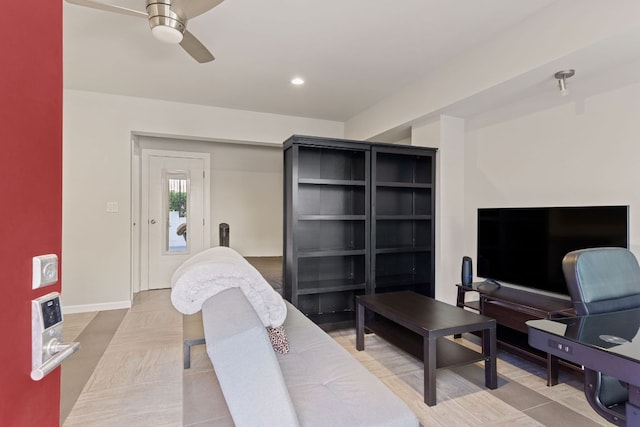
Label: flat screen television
xmin=477 ymin=206 xmax=629 ymax=296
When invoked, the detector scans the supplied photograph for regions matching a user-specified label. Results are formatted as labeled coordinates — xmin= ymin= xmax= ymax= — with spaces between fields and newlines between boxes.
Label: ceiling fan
xmin=66 ymin=0 xmax=223 ymax=63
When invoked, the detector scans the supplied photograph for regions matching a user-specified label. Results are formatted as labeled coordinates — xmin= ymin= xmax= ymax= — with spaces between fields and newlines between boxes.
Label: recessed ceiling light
xmin=291 ymin=77 xmax=305 ymax=86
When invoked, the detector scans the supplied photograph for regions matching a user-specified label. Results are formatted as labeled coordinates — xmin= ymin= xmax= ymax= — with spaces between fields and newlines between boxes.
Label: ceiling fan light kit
xmin=151 ymin=25 xmax=183 ymax=43
xmin=66 ymin=0 xmax=222 ymax=63
xmin=147 ymin=1 xmax=185 ymax=44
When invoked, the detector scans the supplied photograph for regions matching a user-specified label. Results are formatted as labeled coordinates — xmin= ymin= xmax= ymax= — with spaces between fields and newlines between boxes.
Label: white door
xmin=142 ymin=150 xmax=210 ymax=289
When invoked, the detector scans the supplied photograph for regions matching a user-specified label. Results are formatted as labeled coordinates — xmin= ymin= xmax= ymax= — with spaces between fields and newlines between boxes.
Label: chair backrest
xmin=562 ymin=247 xmax=640 ymax=316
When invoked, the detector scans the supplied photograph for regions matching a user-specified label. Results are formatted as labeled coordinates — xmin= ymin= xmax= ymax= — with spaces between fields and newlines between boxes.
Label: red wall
xmin=0 ymin=1 xmax=62 ymax=424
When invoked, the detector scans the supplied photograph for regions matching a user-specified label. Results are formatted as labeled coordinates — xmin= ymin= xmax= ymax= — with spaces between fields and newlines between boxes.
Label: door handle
xmin=150 ymin=219 xmax=156 ymax=224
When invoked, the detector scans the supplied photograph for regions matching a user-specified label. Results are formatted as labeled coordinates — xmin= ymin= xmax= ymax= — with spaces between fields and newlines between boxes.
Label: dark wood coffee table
xmin=356 ymin=291 xmax=497 ymax=406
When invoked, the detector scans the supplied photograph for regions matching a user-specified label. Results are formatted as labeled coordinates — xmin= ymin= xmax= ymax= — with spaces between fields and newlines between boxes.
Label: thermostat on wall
xmin=33 ymin=254 xmax=58 ymax=289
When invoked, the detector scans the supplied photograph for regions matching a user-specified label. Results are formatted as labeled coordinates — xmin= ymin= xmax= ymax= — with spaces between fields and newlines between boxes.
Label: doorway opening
xmin=134 ymin=146 xmax=211 ymax=291
xmin=131 ymin=134 xmax=283 ymax=298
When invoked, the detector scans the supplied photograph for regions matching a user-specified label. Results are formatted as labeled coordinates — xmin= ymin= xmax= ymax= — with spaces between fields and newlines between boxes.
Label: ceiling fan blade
xmin=65 ymin=0 xmax=147 ymax=19
xmin=179 ymin=30 xmax=215 ymax=63
xmin=172 ymin=0 xmax=224 ymax=20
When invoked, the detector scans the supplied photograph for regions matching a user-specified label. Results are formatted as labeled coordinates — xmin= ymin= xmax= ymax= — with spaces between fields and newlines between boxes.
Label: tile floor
xmin=62 ymin=290 xmax=182 ymax=426
xmin=59 ymin=256 xmax=610 ymax=426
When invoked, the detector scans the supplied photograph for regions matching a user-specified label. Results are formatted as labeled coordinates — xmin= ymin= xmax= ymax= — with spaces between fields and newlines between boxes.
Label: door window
xmin=166 ymin=172 xmax=189 ymax=253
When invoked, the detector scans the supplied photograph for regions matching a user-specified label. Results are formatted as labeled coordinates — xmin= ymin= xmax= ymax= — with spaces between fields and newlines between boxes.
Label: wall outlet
xmin=33 ymin=254 xmax=58 ymax=289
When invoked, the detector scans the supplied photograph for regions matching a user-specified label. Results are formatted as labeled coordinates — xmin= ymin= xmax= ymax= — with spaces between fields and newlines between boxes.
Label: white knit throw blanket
xmin=170 ymin=246 xmax=287 ymax=327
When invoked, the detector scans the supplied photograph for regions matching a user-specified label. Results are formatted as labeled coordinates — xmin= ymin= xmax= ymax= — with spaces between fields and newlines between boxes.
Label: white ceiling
xmin=63 ymin=0 xmax=559 ymax=122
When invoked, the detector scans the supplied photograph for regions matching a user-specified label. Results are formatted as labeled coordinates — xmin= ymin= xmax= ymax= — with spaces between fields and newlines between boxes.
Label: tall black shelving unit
xmin=284 ymin=135 xmax=436 ymax=325
xmin=284 ymin=136 xmax=370 ymax=325
xmin=371 ymin=145 xmax=436 ymax=297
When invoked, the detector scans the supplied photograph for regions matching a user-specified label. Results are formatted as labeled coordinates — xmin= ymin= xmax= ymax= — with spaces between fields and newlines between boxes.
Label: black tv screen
xmin=477 ymin=206 xmax=629 ymax=296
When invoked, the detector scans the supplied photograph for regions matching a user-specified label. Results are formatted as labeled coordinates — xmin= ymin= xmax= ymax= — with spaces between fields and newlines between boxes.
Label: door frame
xmin=135 ymin=148 xmax=211 ymax=292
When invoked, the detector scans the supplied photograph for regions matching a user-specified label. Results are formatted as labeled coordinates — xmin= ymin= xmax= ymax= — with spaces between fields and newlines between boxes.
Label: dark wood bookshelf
xmin=283 ymin=135 xmax=436 ymax=325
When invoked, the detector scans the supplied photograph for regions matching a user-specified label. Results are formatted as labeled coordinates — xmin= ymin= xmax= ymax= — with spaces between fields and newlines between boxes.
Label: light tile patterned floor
xmin=63 ymin=290 xmax=182 ymax=426
xmin=331 ymin=331 xmax=608 ymax=426
xmin=61 ymin=258 xmax=610 ymax=426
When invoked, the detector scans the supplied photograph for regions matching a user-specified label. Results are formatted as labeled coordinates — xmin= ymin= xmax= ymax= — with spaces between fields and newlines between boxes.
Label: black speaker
xmin=461 ymin=256 xmax=473 ymax=287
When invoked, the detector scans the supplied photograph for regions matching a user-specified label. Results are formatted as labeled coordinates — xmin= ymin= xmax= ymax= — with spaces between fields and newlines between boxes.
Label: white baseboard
xmin=63 ymin=300 xmax=132 ymax=314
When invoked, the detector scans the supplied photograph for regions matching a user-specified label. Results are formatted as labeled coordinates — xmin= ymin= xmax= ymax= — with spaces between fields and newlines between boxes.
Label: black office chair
xmin=562 ymin=247 xmax=640 ymax=426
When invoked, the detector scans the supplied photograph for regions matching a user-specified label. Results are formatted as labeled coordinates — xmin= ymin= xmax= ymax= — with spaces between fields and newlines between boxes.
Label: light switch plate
xmin=33 ymin=254 xmax=58 ymax=289
xmin=106 ymin=202 xmax=119 ymax=213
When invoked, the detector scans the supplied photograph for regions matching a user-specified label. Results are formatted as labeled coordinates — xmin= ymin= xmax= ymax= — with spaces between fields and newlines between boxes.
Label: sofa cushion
xmin=278 ymin=301 xmax=418 ymax=427
xmin=202 ymin=288 xmax=300 ymax=427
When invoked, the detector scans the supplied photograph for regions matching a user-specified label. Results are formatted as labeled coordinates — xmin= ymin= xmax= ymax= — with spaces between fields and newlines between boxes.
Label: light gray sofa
xmin=202 ymin=287 xmax=418 ymax=427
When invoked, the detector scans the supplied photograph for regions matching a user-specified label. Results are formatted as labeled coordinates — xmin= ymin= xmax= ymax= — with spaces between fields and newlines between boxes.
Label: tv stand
xmin=456 ymin=282 xmax=575 ymax=386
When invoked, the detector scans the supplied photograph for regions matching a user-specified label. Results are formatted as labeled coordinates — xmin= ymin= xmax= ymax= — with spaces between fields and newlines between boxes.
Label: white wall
xmin=412 ymin=117 xmax=465 ymax=304
xmin=399 ymin=82 xmax=640 ymax=306
xmin=62 ymin=89 xmax=343 ymax=310
xmin=462 ymin=81 xmax=640 ymax=300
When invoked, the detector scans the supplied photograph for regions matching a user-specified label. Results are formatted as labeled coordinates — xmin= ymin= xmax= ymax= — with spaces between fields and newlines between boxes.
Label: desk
xmin=356 ymin=291 xmax=497 ymax=406
xmin=527 ymin=308 xmax=640 ymax=425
